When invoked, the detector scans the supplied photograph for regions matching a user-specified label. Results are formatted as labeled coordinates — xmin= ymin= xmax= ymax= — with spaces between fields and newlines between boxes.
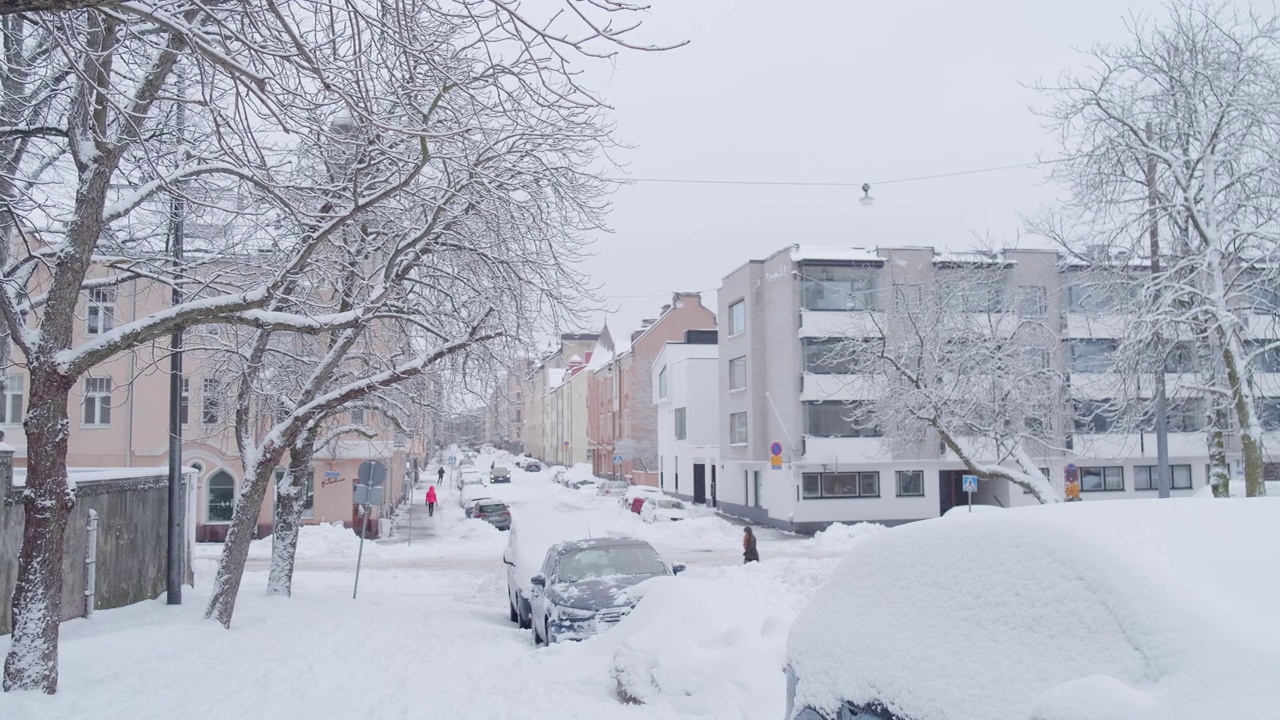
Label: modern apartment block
xmin=716 ymin=244 xmax=1262 ymax=533
xmin=652 ymin=329 xmax=720 ymax=503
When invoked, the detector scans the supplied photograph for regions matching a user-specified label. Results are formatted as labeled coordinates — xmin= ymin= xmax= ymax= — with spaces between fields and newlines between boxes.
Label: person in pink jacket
xmin=426 ymin=485 xmax=438 ymax=517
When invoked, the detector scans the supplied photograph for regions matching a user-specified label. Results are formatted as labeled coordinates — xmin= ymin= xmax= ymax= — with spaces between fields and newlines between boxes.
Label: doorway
xmin=939 ymin=470 xmax=965 ymax=515
xmin=693 ymin=463 xmax=707 ymax=504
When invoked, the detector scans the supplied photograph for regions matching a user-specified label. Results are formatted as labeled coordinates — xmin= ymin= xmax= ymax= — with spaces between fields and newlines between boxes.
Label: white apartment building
xmin=651 ymin=330 xmax=720 ymax=504
xmin=717 ymin=244 xmax=1274 ymax=533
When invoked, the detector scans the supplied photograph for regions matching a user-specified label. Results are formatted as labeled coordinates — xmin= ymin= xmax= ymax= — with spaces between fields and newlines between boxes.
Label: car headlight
xmin=551 ymin=604 xmax=596 ymax=621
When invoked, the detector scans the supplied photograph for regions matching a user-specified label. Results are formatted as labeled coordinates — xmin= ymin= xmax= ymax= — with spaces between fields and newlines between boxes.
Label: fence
xmin=0 ymin=450 xmax=194 ymax=635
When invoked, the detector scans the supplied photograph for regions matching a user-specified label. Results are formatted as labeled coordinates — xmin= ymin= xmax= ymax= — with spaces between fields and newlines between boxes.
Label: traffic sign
xmin=770 ymin=455 xmax=782 ymax=470
xmin=323 ymin=471 xmax=340 ymax=478
xmin=770 ymin=441 xmax=783 ymax=456
xmin=613 ymin=454 xmax=623 ymax=465
xmin=961 ymin=475 xmax=979 ymax=493
xmin=448 ymin=455 xmax=457 ymax=466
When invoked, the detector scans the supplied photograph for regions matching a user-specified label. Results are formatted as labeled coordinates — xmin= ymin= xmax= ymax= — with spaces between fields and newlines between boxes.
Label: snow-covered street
xmin=0 ymin=459 xmax=878 ymax=720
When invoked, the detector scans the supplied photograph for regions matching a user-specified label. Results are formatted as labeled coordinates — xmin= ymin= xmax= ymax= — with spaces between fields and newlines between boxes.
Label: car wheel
xmin=519 ymin=600 xmax=532 ymax=630
xmin=509 ymin=600 xmax=519 ymax=624
xmin=534 ymin=616 xmax=546 ymax=646
xmin=543 ymin=615 xmax=556 ymax=645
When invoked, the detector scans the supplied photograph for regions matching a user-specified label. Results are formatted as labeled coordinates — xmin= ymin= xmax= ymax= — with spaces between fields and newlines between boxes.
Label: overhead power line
xmin=613 ymin=158 xmax=1062 ymax=189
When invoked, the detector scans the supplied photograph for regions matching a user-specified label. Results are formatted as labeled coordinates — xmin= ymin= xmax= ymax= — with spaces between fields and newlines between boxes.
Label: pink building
xmin=3 ymin=269 xmax=424 ymax=542
xmin=587 ymin=293 xmax=716 ymax=481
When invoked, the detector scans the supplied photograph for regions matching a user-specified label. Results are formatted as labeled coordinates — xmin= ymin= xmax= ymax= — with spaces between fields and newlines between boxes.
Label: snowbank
xmin=787 ymin=498 xmax=1280 ymax=720
xmin=802 ymin=522 xmax=887 ymax=551
xmin=246 ymin=522 xmax=379 ymax=560
xmin=608 ymin=577 xmax=789 ymax=715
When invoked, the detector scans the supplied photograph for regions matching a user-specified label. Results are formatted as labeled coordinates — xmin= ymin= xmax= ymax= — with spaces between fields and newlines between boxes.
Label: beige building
xmin=523 ymin=333 xmax=597 ymax=462
xmin=3 ymin=269 xmax=426 ymax=542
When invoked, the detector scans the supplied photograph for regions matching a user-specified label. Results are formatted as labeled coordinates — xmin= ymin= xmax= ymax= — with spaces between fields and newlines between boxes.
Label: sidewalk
xmin=378 ymin=466 xmax=451 ymax=545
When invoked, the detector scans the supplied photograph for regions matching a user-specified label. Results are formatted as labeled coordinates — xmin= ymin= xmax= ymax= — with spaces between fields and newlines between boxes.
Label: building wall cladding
xmin=1 ymin=461 xmax=189 ymax=635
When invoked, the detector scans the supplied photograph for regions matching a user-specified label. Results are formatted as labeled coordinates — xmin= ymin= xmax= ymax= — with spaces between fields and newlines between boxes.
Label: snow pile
xmin=787 ymin=498 xmax=1280 ymax=720
xmin=802 ymin=522 xmax=887 ymax=551
xmin=246 ymin=522 xmax=377 ymax=560
xmin=606 ymin=577 xmax=790 ymax=715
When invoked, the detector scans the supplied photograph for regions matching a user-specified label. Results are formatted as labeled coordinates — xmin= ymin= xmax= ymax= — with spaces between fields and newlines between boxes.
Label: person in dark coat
xmin=437 ymin=466 xmax=445 ymax=484
xmin=743 ymin=526 xmax=760 ymax=564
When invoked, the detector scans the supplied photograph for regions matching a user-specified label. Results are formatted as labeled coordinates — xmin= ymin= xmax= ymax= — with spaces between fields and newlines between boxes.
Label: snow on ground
xmin=0 ymin=453 xmax=871 ymax=720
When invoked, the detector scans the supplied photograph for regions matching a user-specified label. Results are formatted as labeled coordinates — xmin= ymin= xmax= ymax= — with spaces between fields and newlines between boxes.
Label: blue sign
xmin=961 ymin=475 xmax=979 ymax=493
xmin=613 ymin=454 xmax=623 ymax=465
xmin=323 ymin=471 xmax=341 ymax=478
xmin=448 ymin=455 xmax=456 ymax=466
xmin=770 ymin=441 xmax=783 ymax=456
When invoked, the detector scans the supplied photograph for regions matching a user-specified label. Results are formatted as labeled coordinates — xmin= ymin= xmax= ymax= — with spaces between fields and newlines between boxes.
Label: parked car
xmin=552 ymin=468 xmax=569 ymax=485
xmin=571 ymin=478 xmax=599 ymax=491
xmin=640 ymin=497 xmax=691 ymax=523
xmin=458 ymin=482 xmax=490 ymax=509
xmin=530 ymin=537 xmax=684 ymax=645
xmin=784 ymin=500 xmax=1280 ymax=720
xmin=455 ymin=467 xmax=484 ymax=491
xmin=490 ymin=466 xmax=512 ymax=483
xmin=503 ymin=514 xmax=606 ymax=630
xmin=524 ymin=461 xmax=542 ymax=472
xmin=619 ymin=485 xmax=662 ymax=512
xmin=467 ymin=499 xmax=511 ymax=530
xmin=596 ymin=479 xmax=629 ymax=497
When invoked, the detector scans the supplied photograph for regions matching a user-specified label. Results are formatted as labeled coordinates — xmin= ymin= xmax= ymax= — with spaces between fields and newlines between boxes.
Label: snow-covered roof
xmin=546 ymin=368 xmax=568 ymax=391
xmin=787 ymin=498 xmax=1280 ymax=720
xmin=586 ymin=322 xmax=619 ymax=371
xmin=790 ymin=245 xmax=884 ymax=264
xmin=10 ymin=466 xmax=198 ymax=488
xmin=932 ymin=250 xmax=1017 ymax=268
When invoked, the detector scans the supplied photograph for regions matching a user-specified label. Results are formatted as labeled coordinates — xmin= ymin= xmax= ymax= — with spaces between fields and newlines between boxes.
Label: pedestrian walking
xmin=742 ymin=526 xmax=760 ymax=564
xmin=437 ymin=466 xmax=445 ymax=484
xmin=426 ymin=485 xmax=438 ymax=517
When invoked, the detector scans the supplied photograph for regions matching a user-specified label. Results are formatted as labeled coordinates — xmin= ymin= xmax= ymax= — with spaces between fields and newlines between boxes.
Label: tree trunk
xmin=1207 ymin=406 xmax=1231 ymax=498
xmin=204 ymin=448 xmax=285 ymax=628
xmin=267 ymin=436 xmax=316 ymax=597
xmin=1218 ymin=332 xmax=1266 ymax=497
xmin=3 ymin=374 xmax=75 ymax=694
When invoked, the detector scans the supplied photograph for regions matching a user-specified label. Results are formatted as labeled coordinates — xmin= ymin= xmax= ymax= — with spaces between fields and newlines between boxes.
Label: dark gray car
xmin=529 ymin=537 xmax=683 ymax=645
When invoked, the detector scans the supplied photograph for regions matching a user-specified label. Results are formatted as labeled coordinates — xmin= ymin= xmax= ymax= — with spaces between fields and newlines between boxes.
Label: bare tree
xmin=1032 ymin=0 xmax=1280 ymax=497
xmin=1 ymin=0 xmax=674 ymax=692
xmin=825 ymin=259 xmax=1064 ymax=502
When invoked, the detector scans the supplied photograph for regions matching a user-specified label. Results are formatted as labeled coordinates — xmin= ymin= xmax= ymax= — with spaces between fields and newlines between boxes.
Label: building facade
xmin=523 ymin=334 xmax=597 ymax=462
xmin=652 ymin=330 xmax=720 ymax=503
xmin=717 ymin=244 xmax=1256 ymax=533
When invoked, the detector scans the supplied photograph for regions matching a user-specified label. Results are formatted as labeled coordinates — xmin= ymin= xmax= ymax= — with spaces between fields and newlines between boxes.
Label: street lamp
xmin=859 ymin=183 xmax=875 ymax=207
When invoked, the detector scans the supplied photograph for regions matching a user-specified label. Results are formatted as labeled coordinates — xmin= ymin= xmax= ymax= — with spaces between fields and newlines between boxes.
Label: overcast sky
xmin=570 ymin=0 xmax=1173 ymax=340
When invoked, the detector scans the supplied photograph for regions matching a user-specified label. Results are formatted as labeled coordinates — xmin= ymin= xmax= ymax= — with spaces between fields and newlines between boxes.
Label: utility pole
xmin=166 ymin=70 xmax=187 ymax=604
xmin=1147 ymin=122 xmax=1172 ymax=499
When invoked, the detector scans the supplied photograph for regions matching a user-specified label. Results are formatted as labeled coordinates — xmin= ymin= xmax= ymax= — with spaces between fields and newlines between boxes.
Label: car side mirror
xmin=531 ymin=574 xmax=546 ymax=588
xmin=672 ymin=563 xmax=686 ymax=575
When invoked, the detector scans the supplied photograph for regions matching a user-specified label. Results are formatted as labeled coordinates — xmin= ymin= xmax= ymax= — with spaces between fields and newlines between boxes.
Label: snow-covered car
xmin=596 ymin=479 xmax=629 ymax=497
xmin=618 ymin=485 xmax=662 ymax=512
xmin=640 ymin=497 xmax=690 ymax=523
xmin=502 ymin=514 xmax=605 ymax=630
xmin=490 ymin=466 xmax=512 ymax=483
xmin=570 ymin=478 xmax=598 ymax=491
xmin=466 ymin=499 xmax=511 ymax=530
xmin=784 ymin=499 xmax=1280 ymax=720
xmin=552 ymin=468 xmax=569 ymax=485
xmin=458 ymin=483 xmax=490 ymax=509
xmin=524 ymin=461 xmax=542 ymax=473
xmin=530 ymin=537 xmax=685 ymax=645
xmin=455 ymin=467 xmax=484 ymax=492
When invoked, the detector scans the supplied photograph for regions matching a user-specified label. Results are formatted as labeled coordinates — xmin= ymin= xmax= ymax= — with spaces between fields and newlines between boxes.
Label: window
xmin=1073 ymin=400 xmax=1115 ymax=434
xmin=802 ymin=471 xmax=880 ymax=498
xmin=729 ymin=412 xmax=747 ymax=445
xmin=1165 ymin=341 xmax=1199 ymax=373
xmin=201 ymin=378 xmax=222 ymax=425
xmin=893 ymin=284 xmax=921 ymax=312
xmin=728 ymin=300 xmax=746 ymax=336
xmin=1015 ymin=285 xmax=1047 ymax=316
xmin=801 ymin=264 xmax=878 ymax=311
xmin=674 ymin=407 xmax=687 ymax=440
xmin=1167 ymin=399 xmax=1205 ymax=433
xmin=1024 ymin=467 xmax=1051 ymax=494
xmin=82 ymin=376 xmax=112 ymax=426
xmin=729 ymin=356 xmax=747 ymax=389
xmin=178 ymin=377 xmax=190 ymax=425
xmin=949 ymin=280 xmax=1005 ymax=313
xmin=805 ymin=401 xmax=880 ymax=437
xmin=1 ymin=375 xmax=23 ymax=425
xmin=1069 ymin=339 xmax=1117 ymax=373
xmin=1247 ymin=341 xmax=1280 ymax=373
xmin=1258 ymin=397 xmax=1280 ymax=430
xmin=349 ymin=406 xmax=365 ymax=425
xmin=1080 ymin=465 xmax=1124 ymax=492
xmin=1067 ymin=282 xmax=1132 ymax=313
xmin=1247 ymin=278 xmax=1280 ymax=313
xmin=86 ymin=287 xmax=116 ymax=335
xmin=896 ymin=470 xmax=924 ymax=496
xmin=657 ymin=366 xmax=668 ymax=398
xmin=803 ymin=338 xmax=878 ymax=374
xmin=753 ymin=470 xmax=762 ymax=508
xmin=206 ymin=470 xmax=235 ymax=522
xmin=1135 ymin=464 xmax=1193 ymax=491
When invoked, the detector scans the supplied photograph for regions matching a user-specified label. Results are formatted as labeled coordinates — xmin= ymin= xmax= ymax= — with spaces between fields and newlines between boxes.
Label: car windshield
xmin=493 ymin=467 xmax=509 ymax=474
xmin=555 ymin=545 xmax=667 ymax=583
xmin=478 ymin=503 xmax=507 ymax=513
xmin=656 ymin=499 xmax=683 ymax=509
